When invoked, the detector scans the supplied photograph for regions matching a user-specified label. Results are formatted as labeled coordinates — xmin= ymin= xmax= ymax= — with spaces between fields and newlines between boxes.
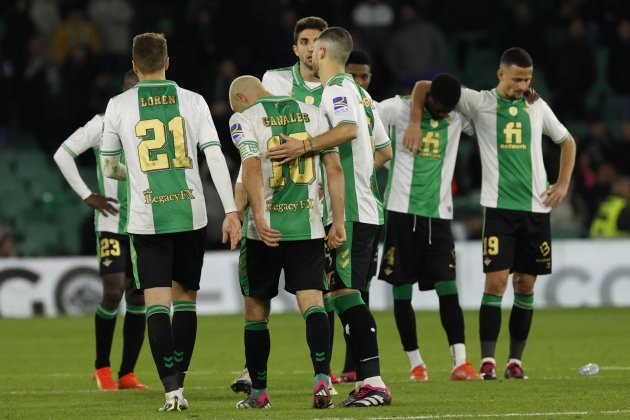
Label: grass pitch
xmin=2 ymin=307 xmax=630 ymax=419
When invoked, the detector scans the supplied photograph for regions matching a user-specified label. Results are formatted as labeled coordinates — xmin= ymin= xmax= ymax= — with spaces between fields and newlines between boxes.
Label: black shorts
xmin=378 ymin=211 xmax=455 ymax=291
xmin=482 ymin=207 xmax=552 ymax=275
xmin=329 ymin=221 xmax=380 ymax=292
xmin=97 ymin=232 xmax=132 ymax=277
xmin=241 ymin=238 xmax=325 ymax=299
xmin=130 ymin=227 xmax=206 ymax=293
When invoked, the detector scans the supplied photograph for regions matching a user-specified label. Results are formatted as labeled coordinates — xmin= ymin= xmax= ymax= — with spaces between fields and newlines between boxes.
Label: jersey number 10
xmin=267 ymin=132 xmax=315 ymax=188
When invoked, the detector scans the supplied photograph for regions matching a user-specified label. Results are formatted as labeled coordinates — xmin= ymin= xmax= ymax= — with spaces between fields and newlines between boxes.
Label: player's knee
xmin=485 ymin=271 xmax=509 ymax=295
xmin=125 ymin=289 xmax=144 ymax=307
xmin=512 ymin=272 xmax=536 ymax=294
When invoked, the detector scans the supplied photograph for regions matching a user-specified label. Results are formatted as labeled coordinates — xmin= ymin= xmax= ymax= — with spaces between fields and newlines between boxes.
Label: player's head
xmin=497 ymin=47 xmax=533 ymax=99
xmin=132 ymin=32 xmax=169 ymax=76
xmin=312 ymin=27 xmax=353 ymax=78
xmin=293 ymin=16 xmax=328 ymax=71
xmin=122 ymin=69 xmax=139 ymax=92
xmin=229 ymin=75 xmax=268 ymax=112
xmin=426 ymin=73 xmax=461 ymax=120
xmin=345 ymin=50 xmax=372 ymax=90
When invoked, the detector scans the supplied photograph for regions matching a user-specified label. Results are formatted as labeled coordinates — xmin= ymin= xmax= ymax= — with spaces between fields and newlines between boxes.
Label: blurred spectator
xmin=608 ymin=18 xmax=630 ymax=121
xmin=0 ymin=218 xmax=18 ymax=257
xmin=30 ymin=0 xmax=61 ymax=39
xmin=583 ymin=162 xmax=617 ymax=227
xmin=88 ymin=0 xmax=134 ymax=74
xmin=386 ymin=3 xmax=447 ymax=88
xmin=497 ymin=3 xmax=546 ymax=69
xmin=613 ymin=121 xmax=630 ymax=175
xmin=61 ymin=46 xmax=99 ymax=134
xmin=52 ymin=6 xmax=101 ymax=64
xmin=205 ymin=58 xmax=239 ymax=165
xmin=589 ymin=177 xmax=630 ymax=237
xmin=580 ymin=111 xmax=616 ymax=170
xmin=546 ymin=18 xmax=596 ymax=120
xmin=351 ymin=0 xmax=394 ymax=55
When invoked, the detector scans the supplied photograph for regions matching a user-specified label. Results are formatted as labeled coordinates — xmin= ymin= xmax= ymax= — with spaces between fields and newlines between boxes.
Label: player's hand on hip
xmin=327 ymin=222 xmax=346 ymax=249
xmin=403 ymin=123 xmax=422 ymax=155
xmin=266 ymin=133 xmax=305 ymax=164
xmin=541 ymin=183 xmax=569 ymax=208
xmin=222 ymin=212 xmax=243 ymax=250
xmin=254 ymin=216 xmax=281 ymax=248
xmin=84 ymin=193 xmax=118 ymax=217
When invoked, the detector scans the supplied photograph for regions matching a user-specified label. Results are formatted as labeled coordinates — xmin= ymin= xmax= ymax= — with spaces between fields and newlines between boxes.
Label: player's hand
xmin=327 ymin=221 xmax=346 ymax=250
xmin=266 ymin=133 xmax=306 ymax=164
xmin=541 ymin=182 xmax=569 ymax=208
xmin=318 ymin=184 xmax=324 ymax=202
xmin=524 ymin=87 xmax=540 ymax=104
xmin=254 ymin=216 xmax=281 ymax=247
xmin=84 ymin=193 xmax=118 ymax=217
xmin=222 ymin=212 xmax=242 ymax=250
xmin=403 ymin=123 xmax=422 ymax=155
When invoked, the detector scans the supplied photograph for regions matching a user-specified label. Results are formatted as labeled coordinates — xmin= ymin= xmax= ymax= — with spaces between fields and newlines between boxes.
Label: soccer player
xmin=268 ymin=27 xmax=392 ymax=407
xmin=228 ymin=75 xmax=345 ymax=409
xmin=100 ymin=33 xmax=241 ymax=411
xmin=403 ymin=47 xmax=576 ymax=380
xmin=53 ymin=70 xmax=148 ymax=391
xmin=377 ymin=73 xmax=481 ymax=381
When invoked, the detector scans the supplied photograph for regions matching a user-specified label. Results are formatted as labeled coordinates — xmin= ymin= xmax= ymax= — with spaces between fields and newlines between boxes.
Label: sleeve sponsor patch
xmin=230 ymin=123 xmax=244 ymax=141
xmin=333 ymin=96 xmax=349 ymax=113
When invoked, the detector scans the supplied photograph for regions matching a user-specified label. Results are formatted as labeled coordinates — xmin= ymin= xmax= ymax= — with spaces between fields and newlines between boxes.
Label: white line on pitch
xmin=355 ymin=409 xmax=630 ymax=419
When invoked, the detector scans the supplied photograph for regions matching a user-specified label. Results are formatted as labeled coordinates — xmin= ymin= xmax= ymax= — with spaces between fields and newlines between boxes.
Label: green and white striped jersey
xmin=230 ymin=96 xmax=334 ymax=241
xmin=379 ymin=96 xmax=474 ymax=219
xmin=321 ymin=73 xmax=390 ymax=225
xmin=456 ymin=88 xmax=569 ymax=213
xmin=101 ymin=80 xmax=221 ymax=234
xmin=262 ymin=62 xmax=324 ymax=106
xmin=61 ymin=114 xmax=128 ymax=233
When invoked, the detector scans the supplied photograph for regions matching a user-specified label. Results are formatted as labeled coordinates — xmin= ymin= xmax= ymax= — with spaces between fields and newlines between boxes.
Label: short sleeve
xmin=197 ymin=95 xmax=221 ymax=151
xmin=541 ymin=99 xmax=570 ymax=143
xmin=373 ymin=103 xmax=391 ymax=150
xmin=455 ymin=88 xmax=482 ymax=120
xmin=457 ymin=112 xmax=475 ymax=136
xmin=262 ymin=70 xmax=291 ymax=96
xmin=321 ymin=84 xmax=359 ymax=128
xmin=229 ymin=113 xmax=259 ymax=162
xmin=100 ymin=99 xmax=122 ymax=156
xmin=61 ymin=114 xmax=104 ymax=157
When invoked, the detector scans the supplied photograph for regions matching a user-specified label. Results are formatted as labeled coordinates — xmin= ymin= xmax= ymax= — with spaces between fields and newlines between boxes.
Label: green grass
xmin=2 ymin=308 xmax=630 ymax=419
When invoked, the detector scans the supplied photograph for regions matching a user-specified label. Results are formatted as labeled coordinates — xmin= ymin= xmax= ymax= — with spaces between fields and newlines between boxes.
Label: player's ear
xmin=236 ymin=93 xmax=247 ymax=106
xmin=293 ymin=44 xmax=298 ymax=57
xmin=496 ymin=68 xmax=503 ymax=82
xmin=164 ymin=56 xmax=170 ymax=71
xmin=132 ymin=60 xmax=138 ymax=74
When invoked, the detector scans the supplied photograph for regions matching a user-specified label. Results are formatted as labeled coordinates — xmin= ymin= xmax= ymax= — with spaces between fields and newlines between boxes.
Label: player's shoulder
xmin=174 ymin=85 xmax=205 ymax=104
xmin=263 ymin=67 xmax=293 ymax=81
xmin=108 ymin=87 xmax=138 ymax=107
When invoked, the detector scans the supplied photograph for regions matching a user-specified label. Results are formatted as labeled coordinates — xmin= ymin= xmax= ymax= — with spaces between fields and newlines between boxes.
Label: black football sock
xmin=244 ymin=320 xmax=270 ymax=391
xmin=95 ymin=304 xmax=117 ymax=369
xmin=324 ymin=295 xmax=335 ymax=368
xmin=393 ymin=284 xmax=418 ymax=351
xmin=304 ymin=306 xmax=330 ymax=376
xmin=146 ymin=304 xmax=178 ymax=392
xmin=479 ymin=293 xmax=502 ymax=359
xmin=436 ymin=281 xmax=465 ymax=345
xmin=118 ymin=305 xmax=145 ymax=377
xmin=172 ymin=301 xmax=197 ymax=388
xmin=509 ymin=293 xmax=534 ymax=361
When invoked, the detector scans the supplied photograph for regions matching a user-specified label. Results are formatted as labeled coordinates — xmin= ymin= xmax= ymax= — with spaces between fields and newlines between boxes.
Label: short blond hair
xmin=132 ymin=33 xmax=168 ymax=73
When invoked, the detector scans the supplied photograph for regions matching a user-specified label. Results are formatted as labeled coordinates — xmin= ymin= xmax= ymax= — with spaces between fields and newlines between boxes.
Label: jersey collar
xmin=136 ymin=79 xmax=178 ymax=87
xmin=292 ymin=62 xmax=322 ymax=92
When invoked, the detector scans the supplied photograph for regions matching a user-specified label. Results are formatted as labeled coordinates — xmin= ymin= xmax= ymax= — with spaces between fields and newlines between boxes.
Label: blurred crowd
xmin=1 ymin=0 xmax=630 ymax=256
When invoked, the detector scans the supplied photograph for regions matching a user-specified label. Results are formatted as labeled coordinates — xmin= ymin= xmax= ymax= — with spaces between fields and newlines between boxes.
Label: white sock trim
xmin=406 ymin=349 xmax=423 ymax=370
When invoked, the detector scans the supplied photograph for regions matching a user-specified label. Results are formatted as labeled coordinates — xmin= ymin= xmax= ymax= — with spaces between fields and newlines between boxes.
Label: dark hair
xmin=500 ymin=47 xmax=533 ymax=68
xmin=346 ymin=50 xmax=371 ymax=67
xmin=122 ymin=69 xmax=139 ymax=91
xmin=132 ymin=33 xmax=168 ymax=73
xmin=430 ymin=73 xmax=461 ymax=110
xmin=293 ymin=16 xmax=328 ymax=44
xmin=317 ymin=27 xmax=353 ymax=63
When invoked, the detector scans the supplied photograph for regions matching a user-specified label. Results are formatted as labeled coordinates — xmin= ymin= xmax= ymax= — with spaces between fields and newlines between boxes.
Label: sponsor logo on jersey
xmin=143 ymin=188 xmax=195 ymax=205
xmin=230 ymin=123 xmax=244 ymax=141
xmin=265 ymin=198 xmax=314 ymax=213
xmin=333 ymin=96 xmax=349 ymax=113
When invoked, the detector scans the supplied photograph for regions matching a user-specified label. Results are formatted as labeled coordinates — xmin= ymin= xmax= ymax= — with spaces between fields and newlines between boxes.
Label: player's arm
xmin=542 ymin=134 xmax=576 ymax=208
xmin=54 ymin=145 xmax=119 ymax=217
xmin=268 ymin=123 xmax=357 ymax=164
xmin=100 ymin=99 xmax=128 ymax=181
xmin=375 ymin=145 xmax=393 ymax=170
xmin=101 ymin=151 xmax=127 ymax=181
xmin=242 ymin=157 xmax=281 ymax=247
xmin=403 ymin=80 xmax=431 ymax=154
xmin=234 ymin=166 xmax=247 ymax=223
xmin=322 ymin=151 xmax=346 ymax=249
xmin=202 ymin=145 xmax=242 ymax=250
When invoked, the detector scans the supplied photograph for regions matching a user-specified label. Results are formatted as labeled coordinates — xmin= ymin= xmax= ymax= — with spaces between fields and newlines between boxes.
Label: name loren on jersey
xmin=140 ymin=95 xmax=177 ymax=107
xmin=262 ymin=112 xmax=310 ymax=127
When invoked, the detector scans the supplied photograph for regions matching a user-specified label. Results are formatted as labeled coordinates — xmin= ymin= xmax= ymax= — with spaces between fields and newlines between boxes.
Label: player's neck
xmin=496 ymin=84 xmax=514 ymax=100
xmin=138 ymin=70 xmax=167 ymax=81
xmin=299 ymin=62 xmax=319 ymax=83
xmin=318 ymin=64 xmax=345 ymax=85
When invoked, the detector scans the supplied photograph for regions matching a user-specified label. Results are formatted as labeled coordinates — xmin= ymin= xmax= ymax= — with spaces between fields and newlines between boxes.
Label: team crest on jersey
xmin=333 ymin=96 xmax=349 ymax=113
xmin=69 ymin=127 xmax=84 ymax=142
xmin=230 ymin=123 xmax=244 ymax=141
